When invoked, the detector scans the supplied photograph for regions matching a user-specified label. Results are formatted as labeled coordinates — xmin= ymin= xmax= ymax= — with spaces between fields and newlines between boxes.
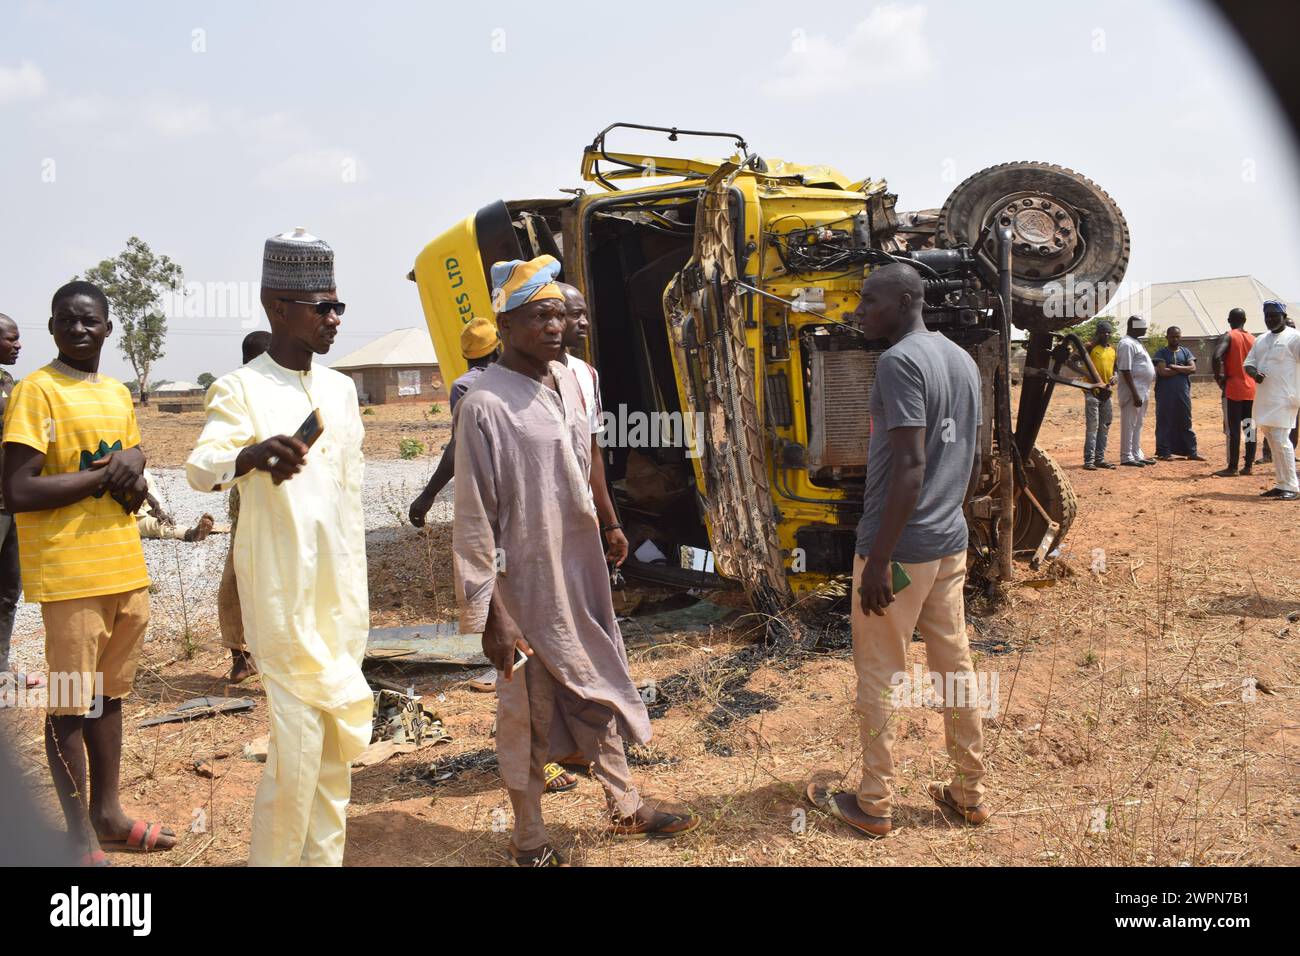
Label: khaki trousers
xmin=217 ymin=544 xmax=246 ymax=650
xmin=41 ymin=587 xmax=150 ymax=715
xmin=851 ymin=550 xmax=986 ymax=817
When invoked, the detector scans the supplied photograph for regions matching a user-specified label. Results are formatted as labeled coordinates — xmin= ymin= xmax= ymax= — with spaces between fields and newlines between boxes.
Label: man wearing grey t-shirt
xmin=806 ymin=263 xmax=989 ymax=839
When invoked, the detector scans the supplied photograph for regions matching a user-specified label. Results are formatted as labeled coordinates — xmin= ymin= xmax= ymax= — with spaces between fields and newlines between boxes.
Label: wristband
xmin=601 ymin=523 xmax=623 ymax=533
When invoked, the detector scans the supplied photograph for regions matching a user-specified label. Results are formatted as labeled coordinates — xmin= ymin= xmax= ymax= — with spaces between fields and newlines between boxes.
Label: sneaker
xmin=1083 ymin=463 xmax=1097 ymax=471
xmin=1096 ymin=461 xmax=1117 ymax=470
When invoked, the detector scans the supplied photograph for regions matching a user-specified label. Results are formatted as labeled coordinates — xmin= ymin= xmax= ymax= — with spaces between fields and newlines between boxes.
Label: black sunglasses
xmin=278 ymin=298 xmax=346 ymax=317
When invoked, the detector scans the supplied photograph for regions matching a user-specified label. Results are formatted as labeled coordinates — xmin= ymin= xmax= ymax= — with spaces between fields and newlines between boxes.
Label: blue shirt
xmin=1154 ymin=346 xmax=1193 ymax=396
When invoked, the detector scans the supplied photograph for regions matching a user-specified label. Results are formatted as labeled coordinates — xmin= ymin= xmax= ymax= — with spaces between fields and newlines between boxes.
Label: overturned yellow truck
xmin=411 ymin=123 xmax=1129 ymax=613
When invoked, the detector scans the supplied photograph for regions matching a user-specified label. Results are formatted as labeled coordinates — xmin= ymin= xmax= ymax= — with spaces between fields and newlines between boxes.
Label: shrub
xmin=399 ymin=438 xmax=426 ymax=460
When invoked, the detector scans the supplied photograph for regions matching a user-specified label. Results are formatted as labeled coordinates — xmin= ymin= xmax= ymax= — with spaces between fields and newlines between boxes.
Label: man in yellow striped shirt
xmin=1 ymin=280 xmax=174 ymax=863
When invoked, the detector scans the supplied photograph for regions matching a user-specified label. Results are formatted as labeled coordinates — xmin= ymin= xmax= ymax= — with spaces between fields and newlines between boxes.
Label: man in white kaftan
xmin=187 ymin=228 xmax=371 ymax=866
xmin=1245 ymin=301 xmax=1300 ymax=499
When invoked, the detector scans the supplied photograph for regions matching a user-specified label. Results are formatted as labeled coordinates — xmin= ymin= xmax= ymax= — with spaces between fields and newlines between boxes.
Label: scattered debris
xmin=353 ymin=738 xmax=430 ymax=769
xmin=191 ymin=758 xmax=225 ymax=779
xmin=365 ymin=625 xmax=488 ymax=665
xmin=619 ymin=597 xmax=740 ymax=644
xmin=371 ymin=688 xmax=451 ymax=746
xmin=139 ymin=696 xmax=254 ymax=727
xmin=416 ymin=747 xmax=499 ymax=785
xmin=243 ymin=734 xmax=269 ymax=762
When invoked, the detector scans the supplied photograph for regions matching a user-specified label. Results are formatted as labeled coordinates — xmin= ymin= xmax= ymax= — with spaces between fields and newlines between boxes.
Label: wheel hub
xmin=991 ymin=193 xmax=1080 ymax=278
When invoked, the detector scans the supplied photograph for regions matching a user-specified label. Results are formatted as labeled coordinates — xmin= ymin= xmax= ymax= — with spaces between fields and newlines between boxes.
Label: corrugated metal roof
xmin=1103 ymin=275 xmax=1285 ymax=337
xmin=330 ymin=327 xmax=439 ymax=369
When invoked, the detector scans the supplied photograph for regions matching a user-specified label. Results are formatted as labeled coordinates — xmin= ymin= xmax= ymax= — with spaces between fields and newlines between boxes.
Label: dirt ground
xmin=3 ymin=383 xmax=1297 ymax=867
xmin=134 ymin=400 xmax=452 ymax=469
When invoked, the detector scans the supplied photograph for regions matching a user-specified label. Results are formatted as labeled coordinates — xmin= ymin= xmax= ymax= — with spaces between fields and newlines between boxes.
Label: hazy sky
xmin=2 ymin=0 xmax=1298 ymax=383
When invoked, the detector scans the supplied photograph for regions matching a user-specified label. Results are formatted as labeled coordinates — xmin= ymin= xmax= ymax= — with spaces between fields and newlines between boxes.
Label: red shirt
xmin=1224 ymin=327 xmax=1256 ymax=401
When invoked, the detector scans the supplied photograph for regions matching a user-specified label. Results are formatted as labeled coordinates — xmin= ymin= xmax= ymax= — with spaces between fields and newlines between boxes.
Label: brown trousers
xmin=502 ymin=657 xmax=641 ymax=851
xmin=851 ymin=550 xmax=986 ymax=817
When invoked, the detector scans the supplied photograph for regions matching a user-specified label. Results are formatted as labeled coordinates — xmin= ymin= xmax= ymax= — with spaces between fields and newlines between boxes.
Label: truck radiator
xmin=808 ymin=348 xmax=880 ymax=471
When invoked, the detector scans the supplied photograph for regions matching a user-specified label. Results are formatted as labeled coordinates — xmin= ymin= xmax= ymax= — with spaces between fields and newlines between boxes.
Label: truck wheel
xmin=1012 ymin=446 xmax=1076 ymax=555
xmin=937 ymin=162 xmax=1129 ymax=334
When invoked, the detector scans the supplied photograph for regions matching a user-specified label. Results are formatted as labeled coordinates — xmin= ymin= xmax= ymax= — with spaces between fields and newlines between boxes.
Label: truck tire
xmin=1012 ymin=445 xmax=1076 ymax=555
xmin=937 ymin=162 xmax=1129 ymax=334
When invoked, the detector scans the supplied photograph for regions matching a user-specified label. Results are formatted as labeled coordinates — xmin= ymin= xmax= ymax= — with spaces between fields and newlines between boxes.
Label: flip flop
xmin=927 ymin=782 xmax=990 ymax=826
xmin=607 ymin=807 xmax=700 ymax=840
xmin=98 ymin=820 xmax=176 ymax=852
xmin=509 ymin=842 xmax=569 ymax=867
xmin=805 ymin=781 xmax=891 ymax=839
xmin=543 ymin=762 xmax=578 ymax=793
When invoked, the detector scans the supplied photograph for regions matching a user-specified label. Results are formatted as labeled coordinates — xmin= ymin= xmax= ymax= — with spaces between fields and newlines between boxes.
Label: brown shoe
xmin=927 ymin=782 xmax=990 ymax=826
xmin=805 ymin=781 xmax=892 ymax=839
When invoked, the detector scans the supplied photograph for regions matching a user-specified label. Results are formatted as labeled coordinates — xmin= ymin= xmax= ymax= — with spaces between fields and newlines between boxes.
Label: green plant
xmin=362 ymin=407 xmax=375 ymax=416
xmin=399 ymin=437 xmax=426 ymax=460
xmin=429 ymin=403 xmax=442 ymax=415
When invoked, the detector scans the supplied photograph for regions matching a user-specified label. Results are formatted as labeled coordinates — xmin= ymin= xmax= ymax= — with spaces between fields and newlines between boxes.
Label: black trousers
xmin=1224 ymin=397 xmax=1256 ymax=471
xmin=0 ymin=513 xmax=20 ymax=672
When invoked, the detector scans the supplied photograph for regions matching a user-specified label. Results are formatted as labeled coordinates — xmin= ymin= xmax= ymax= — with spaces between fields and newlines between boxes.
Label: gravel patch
xmin=5 ymin=457 xmax=452 ymax=674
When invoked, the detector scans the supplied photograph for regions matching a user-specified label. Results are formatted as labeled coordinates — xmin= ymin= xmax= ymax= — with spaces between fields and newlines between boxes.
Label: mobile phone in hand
xmin=891 ymin=560 xmax=911 ymax=594
xmin=295 ymin=408 xmax=325 ymax=449
xmin=512 ymin=645 xmax=529 ymax=671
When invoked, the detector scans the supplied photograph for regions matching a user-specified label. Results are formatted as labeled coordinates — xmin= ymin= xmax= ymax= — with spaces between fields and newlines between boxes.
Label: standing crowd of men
xmin=2 ymin=244 xmax=998 ymax=866
xmin=1075 ymin=302 xmax=1300 ymax=500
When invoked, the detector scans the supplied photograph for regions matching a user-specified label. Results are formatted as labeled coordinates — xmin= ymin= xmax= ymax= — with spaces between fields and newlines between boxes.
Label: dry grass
xmin=4 ymin=381 xmax=1297 ymax=866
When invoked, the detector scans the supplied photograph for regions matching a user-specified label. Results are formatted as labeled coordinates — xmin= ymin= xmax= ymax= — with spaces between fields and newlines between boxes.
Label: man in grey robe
xmin=452 ymin=255 xmax=697 ymax=866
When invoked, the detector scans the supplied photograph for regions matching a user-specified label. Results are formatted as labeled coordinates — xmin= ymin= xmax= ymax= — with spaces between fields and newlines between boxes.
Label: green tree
xmin=1069 ymin=315 xmax=1165 ymax=355
xmin=81 ymin=236 xmax=184 ymax=406
xmin=197 ymin=372 xmax=216 ymax=389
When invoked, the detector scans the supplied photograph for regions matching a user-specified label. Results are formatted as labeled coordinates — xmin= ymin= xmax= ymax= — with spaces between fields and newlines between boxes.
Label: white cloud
xmin=36 ymin=93 xmax=114 ymax=125
xmin=143 ymin=100 xmax=216 ymax=137
xmin=762 ymin=4 xmax=932 ymax=98
xmin=256 ymin=147 xmax=366 ymax=189
xmin=0 ymin=59 xmax=47 ymax=103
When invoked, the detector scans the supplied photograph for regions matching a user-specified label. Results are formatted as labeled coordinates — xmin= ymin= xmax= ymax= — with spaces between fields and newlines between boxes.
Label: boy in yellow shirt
xmin=1 ymin=281 xmax=175 ymax=864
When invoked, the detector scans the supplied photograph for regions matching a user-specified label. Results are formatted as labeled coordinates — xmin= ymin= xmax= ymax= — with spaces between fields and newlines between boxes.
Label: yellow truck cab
xmin=412 ymin=124 xmax=1129 ymax=613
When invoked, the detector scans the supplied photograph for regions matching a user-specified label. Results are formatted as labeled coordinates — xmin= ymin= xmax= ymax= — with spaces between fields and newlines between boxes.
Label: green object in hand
xmin=891 ymin=561 xmax=911 ymax=593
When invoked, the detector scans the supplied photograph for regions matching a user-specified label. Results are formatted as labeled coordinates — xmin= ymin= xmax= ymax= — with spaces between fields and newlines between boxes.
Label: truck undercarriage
xmin=411 ymin=124 xmax=1131 ymax=613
